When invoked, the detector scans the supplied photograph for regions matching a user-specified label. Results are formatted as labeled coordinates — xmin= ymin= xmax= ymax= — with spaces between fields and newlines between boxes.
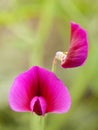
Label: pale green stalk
xmin=51 ymin=57 xmax=57 ymax=72
xmin=30 ymin=0 xmax=56 ymax=130
xmin=40 ymin=116 xmax=45 ymax=130
xmin=29 ymin=0 xmax=56 ymax=67
xmin=30 ymin=114 xmax=45 ymax=130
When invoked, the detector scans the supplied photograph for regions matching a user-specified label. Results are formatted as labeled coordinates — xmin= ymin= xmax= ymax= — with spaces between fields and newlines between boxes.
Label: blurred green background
xmin=0 ymin=0 xmax=98 ymax=130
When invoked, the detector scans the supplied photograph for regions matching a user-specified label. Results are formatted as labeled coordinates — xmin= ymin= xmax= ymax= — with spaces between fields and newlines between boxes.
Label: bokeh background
xmin=0 ymin=0 xmax=98 ymax=130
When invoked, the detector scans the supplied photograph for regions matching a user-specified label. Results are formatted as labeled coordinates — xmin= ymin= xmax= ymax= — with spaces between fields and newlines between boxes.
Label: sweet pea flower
xmin=55 ymin=22 xmax=88 ymax=68
xmin=9 ymin=66 xmax=71 ymax=116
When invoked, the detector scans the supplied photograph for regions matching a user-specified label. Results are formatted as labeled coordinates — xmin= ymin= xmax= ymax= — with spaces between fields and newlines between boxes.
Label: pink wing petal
xmin=62 ymin=22 xmax=88 ymax=68
xmin=9 ymin=67 xmax=39 ymax=112
xmin=37 ymin=67 xmax=72 ymax=113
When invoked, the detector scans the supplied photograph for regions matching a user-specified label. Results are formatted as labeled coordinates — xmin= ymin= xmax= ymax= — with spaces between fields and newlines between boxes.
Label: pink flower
xmin=9 ymin=66 xmax=71 ymax=116
xmin=55 ymin=22 xmax=88 ymax=68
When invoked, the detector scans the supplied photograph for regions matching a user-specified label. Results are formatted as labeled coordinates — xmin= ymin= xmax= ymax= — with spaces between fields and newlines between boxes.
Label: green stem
xmin=51 ymin=57 xmax=57 ymax=72
xmin=30 ymin=114 xmax=45 ymax=130
xmin=40 ymin=116 xmax=45 ymax=130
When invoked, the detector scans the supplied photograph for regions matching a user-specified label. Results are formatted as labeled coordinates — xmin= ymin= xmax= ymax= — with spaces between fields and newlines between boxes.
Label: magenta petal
xmin=37 ymin=67 xmax=72 ymax=113
xmin=62 ymin=22 xmax=88 ymax=68
xmin=30 ymin=96 xmax=47 ymax=115
xmin=9 ymin=66 xmax=72 ymax=114
xmin=9 ymin=67 xmax=38 ymax=112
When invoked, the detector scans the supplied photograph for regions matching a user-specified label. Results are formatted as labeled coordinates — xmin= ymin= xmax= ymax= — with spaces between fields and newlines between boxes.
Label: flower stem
xmin=40 ymin=116 xmax=45 ymax=130
xmin=30 ymin=114 xmax=45 ymax=130
xmin=52 ymin=57 xmax=57 ymax=72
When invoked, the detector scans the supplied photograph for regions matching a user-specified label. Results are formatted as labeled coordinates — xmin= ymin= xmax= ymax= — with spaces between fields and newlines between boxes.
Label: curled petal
xmin=30 ymin=96 xmax=47 ymax=116
xmin=62 ymin=22 xmax=88 ymax=68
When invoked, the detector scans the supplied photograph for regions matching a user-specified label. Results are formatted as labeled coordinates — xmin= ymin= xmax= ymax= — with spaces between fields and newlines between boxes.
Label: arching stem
xmin=51 ymin=57 xmax=57 ymax=72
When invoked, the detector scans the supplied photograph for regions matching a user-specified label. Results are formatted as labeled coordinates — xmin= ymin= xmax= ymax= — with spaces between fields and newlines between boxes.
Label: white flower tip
xmin=55 ymin=51 xmax=67 ymax=63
